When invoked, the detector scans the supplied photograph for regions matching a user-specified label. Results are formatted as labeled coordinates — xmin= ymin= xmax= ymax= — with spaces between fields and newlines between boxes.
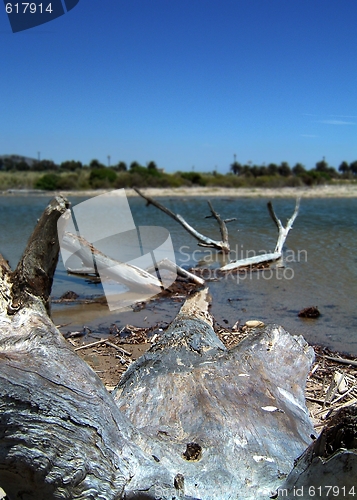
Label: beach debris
xmin=59 ymin=290 xmax=79 ymax=301
xmin=305 ymin=345 xmax=357 ymax=427
xmin=261 ymin=406 xmax=279 ymax=412
xmin=62 ymin=326 xmax=90 ymax=339
xmin=132 ymin=301 xmax=146 ymax=312
xmin=245 ymin=320 xmax=265 ymax=328
xmin=298 ymin=306 xmax=320 ymax=318
xmin=334 ymin=371 xmax=348 ymax=394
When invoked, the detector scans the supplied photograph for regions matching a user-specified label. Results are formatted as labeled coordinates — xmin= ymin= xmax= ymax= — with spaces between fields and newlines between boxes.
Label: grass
xmin=0 ymin=169 xmax=355 ymax=191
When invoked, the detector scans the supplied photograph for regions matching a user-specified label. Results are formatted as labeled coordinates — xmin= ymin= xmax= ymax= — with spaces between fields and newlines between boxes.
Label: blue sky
xmin=1 ymin=0 xmax=356 ymax=172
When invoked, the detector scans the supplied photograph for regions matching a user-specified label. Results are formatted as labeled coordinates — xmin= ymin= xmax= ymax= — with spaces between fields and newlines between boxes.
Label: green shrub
xmin=56 ymin=173 xmax=79 ymax=190
xmin=205 ymin=173 xmax=247 ymax=188
xmin=89 ymin=168 xmax=117 ymax=188
xmin=178 ymin=171 xmax=207 ymax=186
xmin=35 ymin=173 xmax=60 ymax=190
xmin=300 ymin=170 xmax=332 ymax=186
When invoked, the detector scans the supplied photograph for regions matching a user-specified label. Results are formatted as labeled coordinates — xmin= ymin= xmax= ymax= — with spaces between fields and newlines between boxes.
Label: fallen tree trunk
xmin=0 ymin=197 xmax=177 ymax=499
xmin=1 ymin=196 xmax=356 ymax=499
xmin=113 ymin=291 xmax=317 ymax=499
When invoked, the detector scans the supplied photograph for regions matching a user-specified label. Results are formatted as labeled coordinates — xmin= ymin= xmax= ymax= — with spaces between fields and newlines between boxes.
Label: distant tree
xmin=350 ymin=161 xmax=357 ymax=175
xmin=328 ymin=167 xmax=338 ymax=179
xmin=315 ymin=159 xmax=329 ymax=173
xmin=241 ymin=164 xmax=252 ymax=177
xmin=338 ymin=161 xmax=350 ymax=175
xmin=89 ymin=159 xmax=105 ymax=169
xmin=16 ymin=161 xmax=30 ymax=171
xmin=32 ymin=160 xmax=57 ymax=171
xmin=115 ymin=161 xmax=127 ymax=172
xmin=3 ymin=158 xmax=15 ymax=171
xmin=250 ymin=165 xmax=262 ymax=177
xmin=230 ymin=161 xmax=242 ymax=175
xmin=130 ymin=161 xmax=141 ymax=170
xmin=147 ymin=161 xmax=158 ymax=171
xmin=278 ymin=162 xmax=291 ymax=177
xmin=267 ymin=163 xmax=279 ymax=176
xmin=292 ymin=163 xmax=306 ymax=176
xmin=60 ymin=160 xmax=82 ymax=171
xmin=258 ymin=165 xmax=268 ymax=176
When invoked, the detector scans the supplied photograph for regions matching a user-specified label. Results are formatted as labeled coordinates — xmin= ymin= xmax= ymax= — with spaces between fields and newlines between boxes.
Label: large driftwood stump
xmin=0 ymin=196 xmax=356 ymax=499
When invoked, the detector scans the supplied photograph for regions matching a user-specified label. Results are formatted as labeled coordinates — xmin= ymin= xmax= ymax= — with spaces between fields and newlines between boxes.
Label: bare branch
xmin=146 ymin=257 xmax=205 ymax=286
xmin=133 ymin=187 xmax=231 ymax=253
xmin=274 ymin=197 xmax=300 ymax=254
xmin=220 ymin=198 xmax=300 ymax=272
xmin=207 ymin=200 xmax=230 ymax=249
xmin=267 ymin=200 xmax=282 ymax=230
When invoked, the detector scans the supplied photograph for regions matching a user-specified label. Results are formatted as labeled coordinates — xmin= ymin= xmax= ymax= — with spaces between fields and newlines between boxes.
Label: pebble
xmin=245 ymin=320 xmax=265 ymax=328
xmin=334 ymin=371 xmax=348 ymax=394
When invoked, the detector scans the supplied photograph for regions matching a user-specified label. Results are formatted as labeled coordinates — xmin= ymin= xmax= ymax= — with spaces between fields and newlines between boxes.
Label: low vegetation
xmin=0 ymin=156 xmax=356 ymax=191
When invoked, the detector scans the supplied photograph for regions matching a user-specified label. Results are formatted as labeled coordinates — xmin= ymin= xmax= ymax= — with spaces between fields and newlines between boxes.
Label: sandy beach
xmin=122 ymin=184 xmax=357 ymax=198
xmin=5 ymin=183 xmax=355 ymax=199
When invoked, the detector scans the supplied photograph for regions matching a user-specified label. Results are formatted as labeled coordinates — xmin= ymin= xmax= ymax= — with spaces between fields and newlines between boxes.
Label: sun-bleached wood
xmin=1 ymin=196 xmax=355 ymax=500
xmin=61 ymin=230 xmax=162 ymax=292
xmin=133 ymin=187 xmax=233 ymax=253
xmin=220 ymin=198 xmax=300 ymax=271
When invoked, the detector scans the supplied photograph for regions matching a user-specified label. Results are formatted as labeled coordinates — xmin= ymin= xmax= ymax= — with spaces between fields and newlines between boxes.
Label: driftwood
xmin=133 ymin=188 xmax=300 ymax=272
xmin=61 ymin=234 xmax=203 ymax=294
xmin=1 ymin=196 xmax=356 ymax=499
xmin=220 ymin=198 xmax=300 ymax=271
xmin=60 ymin=230 xmax=163 ymax=292
xmin=134 ymin=187 xmax=233 ymax=253
xmin=146 ymin=257 xmax=205 ymax=286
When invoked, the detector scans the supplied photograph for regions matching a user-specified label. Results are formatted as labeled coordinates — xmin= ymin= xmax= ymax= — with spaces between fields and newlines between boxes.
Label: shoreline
xmin=2 ymin=183 xmax=357 ymax=199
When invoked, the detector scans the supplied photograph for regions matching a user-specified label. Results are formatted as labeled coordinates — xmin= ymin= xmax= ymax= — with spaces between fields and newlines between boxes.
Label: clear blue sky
xmin=1 ymin=0 xmax=356 ymax=172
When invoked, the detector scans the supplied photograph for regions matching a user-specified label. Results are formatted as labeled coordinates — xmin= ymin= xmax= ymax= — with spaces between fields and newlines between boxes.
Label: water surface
xmin=1 ymin=193 xmax=356 ymax=354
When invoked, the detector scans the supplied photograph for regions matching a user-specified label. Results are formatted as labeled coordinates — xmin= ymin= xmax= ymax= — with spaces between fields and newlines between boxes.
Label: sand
xmin=124 ymin=184 xmax=357 ymax=199
xmin=4 ymin=183 xmax=357 ymax=199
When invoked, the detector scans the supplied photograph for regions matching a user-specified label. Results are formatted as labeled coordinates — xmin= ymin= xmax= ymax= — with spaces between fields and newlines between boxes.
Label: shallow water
xmin=1 ymin=193 xmax=356 ymax=354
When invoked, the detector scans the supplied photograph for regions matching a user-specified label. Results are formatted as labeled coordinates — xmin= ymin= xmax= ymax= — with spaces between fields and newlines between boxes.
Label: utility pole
xmin=37 ymin=151 xmax=41 ymax=162
xmin=107 ymin=155 xmax=111 ymax=167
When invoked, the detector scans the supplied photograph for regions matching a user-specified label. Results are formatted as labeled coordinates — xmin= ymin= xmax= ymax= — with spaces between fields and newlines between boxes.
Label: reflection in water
xmin=1 ymin=194 xmax=356 ymax=354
